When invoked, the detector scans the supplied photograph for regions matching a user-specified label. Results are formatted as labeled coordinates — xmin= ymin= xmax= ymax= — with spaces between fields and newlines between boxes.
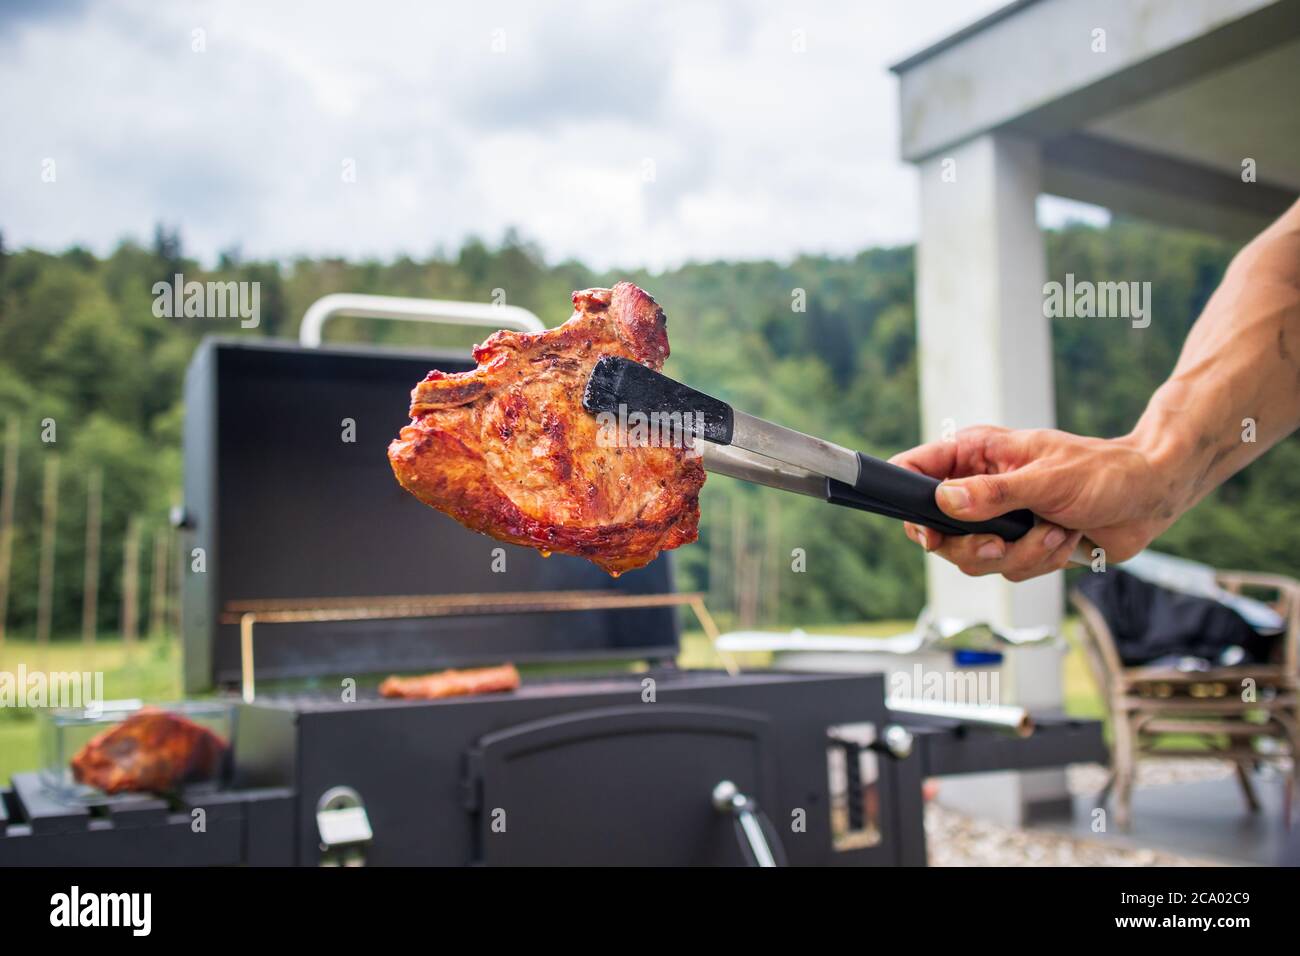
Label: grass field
xmin=0 ymin=622 xmax=1110 ymax=787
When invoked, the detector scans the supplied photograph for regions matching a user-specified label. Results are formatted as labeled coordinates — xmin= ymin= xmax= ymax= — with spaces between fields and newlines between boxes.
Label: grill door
xmin=466 ymin=705 xmax=778 ymax=866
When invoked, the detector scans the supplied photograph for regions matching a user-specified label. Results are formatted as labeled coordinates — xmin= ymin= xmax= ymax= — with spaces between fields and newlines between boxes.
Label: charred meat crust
xmin=388 ymin=282 xmax=702 ymax=574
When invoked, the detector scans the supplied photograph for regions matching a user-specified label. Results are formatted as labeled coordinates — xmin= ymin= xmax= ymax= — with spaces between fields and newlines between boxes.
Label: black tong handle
xmin=825 ymin=452 xmax=1035 ymax=541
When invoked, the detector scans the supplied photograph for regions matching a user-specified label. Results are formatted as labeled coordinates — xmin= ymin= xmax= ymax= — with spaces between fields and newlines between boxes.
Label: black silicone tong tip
xmin=582 ymin=356 xmax=734 ymax=444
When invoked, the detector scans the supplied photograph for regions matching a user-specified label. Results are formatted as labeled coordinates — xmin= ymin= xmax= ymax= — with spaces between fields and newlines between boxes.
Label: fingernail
xmin=977 ymin=540 xmax=1004 ymax=560
xmin=915 ymin=528 xmax=930 ymax=550
xmin=937 ymin=483 xmax=970 ymax=512
xmin=1043 ymin=526 xmax=1067 ymax=550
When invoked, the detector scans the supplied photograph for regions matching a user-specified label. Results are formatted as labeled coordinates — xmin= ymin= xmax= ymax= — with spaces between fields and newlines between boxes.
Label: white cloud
xmin=0 ymin=0 xmax=1008 ymax=269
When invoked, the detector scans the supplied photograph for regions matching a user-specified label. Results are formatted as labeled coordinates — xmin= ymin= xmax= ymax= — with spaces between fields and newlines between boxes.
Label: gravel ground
xmin=924 ymin=801 xmax=1215 ymax=866
xmin=925 ymin=759 xmax=1254 ymax=867
xmin=1066 ymin=758 xmax=1235 ymax=793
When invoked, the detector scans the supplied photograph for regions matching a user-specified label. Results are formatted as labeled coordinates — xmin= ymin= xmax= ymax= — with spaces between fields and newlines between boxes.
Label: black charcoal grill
xmin=0 ymin=296 xmax=1106 ymax=866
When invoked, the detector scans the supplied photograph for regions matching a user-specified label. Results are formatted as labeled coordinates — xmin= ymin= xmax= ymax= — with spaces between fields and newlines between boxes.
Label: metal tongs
xmin=583 ymin=357 xmax=1092 ymax=566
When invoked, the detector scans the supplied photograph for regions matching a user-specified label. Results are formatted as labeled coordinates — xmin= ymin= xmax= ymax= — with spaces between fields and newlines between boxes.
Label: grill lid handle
xmin=299 ymin=293 xmax=545 ymax=348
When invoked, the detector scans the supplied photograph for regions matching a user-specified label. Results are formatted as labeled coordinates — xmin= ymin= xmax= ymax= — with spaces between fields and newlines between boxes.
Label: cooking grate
xmin=221 ymin=590 xmax=728 ymax=702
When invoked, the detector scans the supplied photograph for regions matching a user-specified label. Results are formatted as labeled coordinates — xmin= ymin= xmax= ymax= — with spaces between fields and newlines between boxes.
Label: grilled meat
xmin=387 ymin=282 xmax=704 ymax=574
xmin=70 ymin=709 xmax=228 ymax=795
xmin=379 ymin=663 xmax=521 ymax=700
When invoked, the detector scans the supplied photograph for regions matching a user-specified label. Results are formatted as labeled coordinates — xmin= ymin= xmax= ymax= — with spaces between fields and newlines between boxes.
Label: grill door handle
xmin=712 ymin=780 xmax=785 ymax=867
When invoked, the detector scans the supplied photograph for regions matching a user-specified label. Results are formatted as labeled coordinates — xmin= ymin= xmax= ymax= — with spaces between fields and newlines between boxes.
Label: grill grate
xmin=246 ymin=666 xmax=742 ymax=712
xmin=222 ymin=590 xmax=728 ymax=703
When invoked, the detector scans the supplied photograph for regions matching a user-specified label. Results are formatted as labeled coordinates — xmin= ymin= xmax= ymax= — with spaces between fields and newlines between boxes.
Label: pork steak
xmin=387 ymin=282 xmax=705 ymax=574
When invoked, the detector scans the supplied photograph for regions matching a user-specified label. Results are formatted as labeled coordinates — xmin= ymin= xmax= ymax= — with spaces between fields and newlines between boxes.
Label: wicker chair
xmin=1069 ymin=571 xmax=1300 ymax=830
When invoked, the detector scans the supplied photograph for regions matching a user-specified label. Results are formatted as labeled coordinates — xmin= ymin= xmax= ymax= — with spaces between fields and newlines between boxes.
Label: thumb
xmin=935 ymin=468 xmax=1042 ymax=521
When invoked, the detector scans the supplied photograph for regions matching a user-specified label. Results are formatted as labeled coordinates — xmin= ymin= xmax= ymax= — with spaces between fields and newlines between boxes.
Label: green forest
xmin=2 ymin=219 xmax=1298 ymax=639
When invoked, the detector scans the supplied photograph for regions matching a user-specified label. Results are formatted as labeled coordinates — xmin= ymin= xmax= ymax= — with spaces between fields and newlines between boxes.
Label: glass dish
xmin=39 ymin=699 xmax=235 ymax=804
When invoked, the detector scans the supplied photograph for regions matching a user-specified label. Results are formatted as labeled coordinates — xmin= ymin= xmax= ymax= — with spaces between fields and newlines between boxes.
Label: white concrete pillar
xmin=915 ymin=131 xmax=1069 ymax=825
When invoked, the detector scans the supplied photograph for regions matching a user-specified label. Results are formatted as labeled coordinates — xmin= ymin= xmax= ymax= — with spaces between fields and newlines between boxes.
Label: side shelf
xmin=892 ymin=712 xmax=1109 ymax=777
xmin=0 ymin=774 xmax=296 ymax=866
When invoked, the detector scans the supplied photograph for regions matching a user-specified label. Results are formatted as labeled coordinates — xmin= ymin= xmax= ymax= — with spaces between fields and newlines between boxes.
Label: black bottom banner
xmin=0 ymin=864 xmax=1284 ymax=943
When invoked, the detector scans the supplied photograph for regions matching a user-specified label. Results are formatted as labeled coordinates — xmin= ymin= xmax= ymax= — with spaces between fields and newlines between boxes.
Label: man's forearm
xmin=896 ymin=200 xmax=1300 ymax=581
xmin=1127 ymin=199 xmax=1300 ymax=520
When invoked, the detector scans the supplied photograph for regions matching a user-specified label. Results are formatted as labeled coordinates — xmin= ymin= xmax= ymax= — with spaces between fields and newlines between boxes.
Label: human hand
xmin=889 ymin=425 xmax=1176 ymax=581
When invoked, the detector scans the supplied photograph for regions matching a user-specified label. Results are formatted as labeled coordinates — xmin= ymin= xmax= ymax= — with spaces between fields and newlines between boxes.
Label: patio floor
xmin=1033 ymin=763 xmax=1293 ymax=866
xmin=927 ymin=760 xmax=1296 ymax=866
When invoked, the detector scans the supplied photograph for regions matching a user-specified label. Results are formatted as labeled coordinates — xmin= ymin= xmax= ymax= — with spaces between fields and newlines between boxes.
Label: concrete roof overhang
xmin=892 ymin=0 xmax=1300 ymax=237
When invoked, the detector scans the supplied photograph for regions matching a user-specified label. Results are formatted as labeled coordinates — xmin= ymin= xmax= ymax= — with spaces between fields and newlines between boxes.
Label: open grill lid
xmin=180 ymin=337 xmax=682 ymax=694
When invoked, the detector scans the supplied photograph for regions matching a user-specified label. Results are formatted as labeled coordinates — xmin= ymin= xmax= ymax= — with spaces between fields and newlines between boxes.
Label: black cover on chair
xmin=1075 ymin=569 xmax=1278 ymax=666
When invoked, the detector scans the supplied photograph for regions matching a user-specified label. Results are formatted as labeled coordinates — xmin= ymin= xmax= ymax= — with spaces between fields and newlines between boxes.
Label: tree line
xmin=1 ymin=219 xmax=1294 ymax=639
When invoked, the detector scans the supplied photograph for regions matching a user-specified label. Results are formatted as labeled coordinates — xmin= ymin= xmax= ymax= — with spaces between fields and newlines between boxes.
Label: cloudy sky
xmin=1 ymin=0 xmax=1095 ymax=270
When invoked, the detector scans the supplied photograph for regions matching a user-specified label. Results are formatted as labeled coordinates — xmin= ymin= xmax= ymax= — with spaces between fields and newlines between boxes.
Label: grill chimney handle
xmin=712 ymin=780 xmax=785 ymax=867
